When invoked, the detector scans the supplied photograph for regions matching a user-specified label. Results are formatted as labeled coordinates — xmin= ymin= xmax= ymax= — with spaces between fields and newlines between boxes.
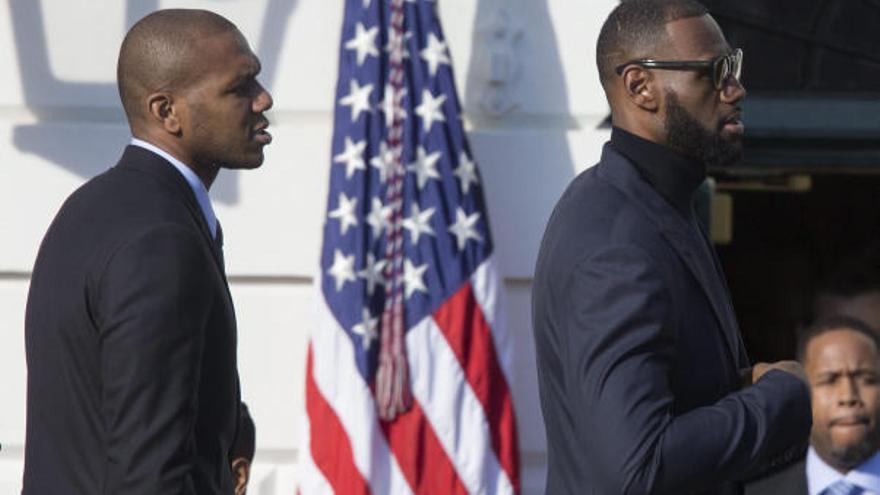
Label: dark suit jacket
xmin=744 ymin=459 xmax=807 ymax=495
xmin=531 ymin=144 xmax=811 ymax=494
xmin=24 ymin=145 xmax=240 ymax=494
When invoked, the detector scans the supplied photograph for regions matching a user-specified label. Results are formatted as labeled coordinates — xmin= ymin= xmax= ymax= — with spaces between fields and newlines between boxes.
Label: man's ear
xmin=621 ymin=67 xmax=660 ymax=112
xmin=146 ymin=92 xmax=182 ymax=135
xmin=231 ymin=457 xmax=250 ymax=495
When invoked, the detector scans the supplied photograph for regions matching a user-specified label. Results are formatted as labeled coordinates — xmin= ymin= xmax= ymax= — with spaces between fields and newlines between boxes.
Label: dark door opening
xmin=712 ymin=173 xmax=880 ymax=362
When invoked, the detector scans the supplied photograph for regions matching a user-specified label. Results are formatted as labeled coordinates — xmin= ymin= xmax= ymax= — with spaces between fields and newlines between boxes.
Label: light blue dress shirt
xmin=129 ymin=138 xmax=218 ymax=239
xmin=807 ymin=446 xmax=880 ymax=495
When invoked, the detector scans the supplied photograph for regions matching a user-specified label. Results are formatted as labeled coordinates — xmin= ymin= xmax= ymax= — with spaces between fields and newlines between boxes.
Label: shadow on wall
xmin=463 ymin=0 xmax=577 ymax=279
xmin=462 ymin=0 xmax=576 ymax=491
xmin=7 ymin=0 xmax=297 ymax=205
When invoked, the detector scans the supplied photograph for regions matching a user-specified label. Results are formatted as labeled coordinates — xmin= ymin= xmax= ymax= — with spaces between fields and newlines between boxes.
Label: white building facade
xmin=0 ymin=1 xmax=617 ymax=493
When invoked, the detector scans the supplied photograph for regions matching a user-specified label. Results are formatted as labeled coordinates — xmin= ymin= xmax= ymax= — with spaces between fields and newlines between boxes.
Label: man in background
xmin=231 ymin=403 xmax=256 ymax=495
xmin=532 ymin=0 xmax=811 ymax=493
xmin=747 ymin=316 xmax=880 ymax=494
xmin=23 ymin=9 xmax=273 ymax=494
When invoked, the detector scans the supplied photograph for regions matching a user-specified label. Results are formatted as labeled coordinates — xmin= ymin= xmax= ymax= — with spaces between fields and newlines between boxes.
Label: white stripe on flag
xmin=313 ymin=295 xmax=413 ymax=495
xmin=470 ymin=255 xmax=515 ymax=383
xmin=407 ymin=315 xmax=515 ymax=494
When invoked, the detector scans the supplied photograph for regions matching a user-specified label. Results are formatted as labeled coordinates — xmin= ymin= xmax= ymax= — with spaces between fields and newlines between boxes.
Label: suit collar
xmin=129 ymin=138 xmax=218 ymax=238
xmin=596 ymin=143 xmax=747 ymax=369
xmin=115 ymin=145 xmax=226 ymax=276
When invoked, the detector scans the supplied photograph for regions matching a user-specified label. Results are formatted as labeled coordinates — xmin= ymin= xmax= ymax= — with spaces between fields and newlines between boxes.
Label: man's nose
xmin=254 ymin=82 xmax=273 ymax=113
xmin=720 ymin=75 xmax=746 ymax=103
xmin=837 ymin=377 xmax=862 ymax=406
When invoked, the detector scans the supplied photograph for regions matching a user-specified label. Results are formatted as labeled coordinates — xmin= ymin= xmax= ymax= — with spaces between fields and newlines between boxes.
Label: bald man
xmin=532 ymin=0 xmax=810 ymax=493
xmin=23 ymin=9 xmax=272 ymax=494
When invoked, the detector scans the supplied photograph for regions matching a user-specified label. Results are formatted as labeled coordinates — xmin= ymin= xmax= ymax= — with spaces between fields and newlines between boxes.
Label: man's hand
xmin=748 ymin=361 xmax=808 ymax=385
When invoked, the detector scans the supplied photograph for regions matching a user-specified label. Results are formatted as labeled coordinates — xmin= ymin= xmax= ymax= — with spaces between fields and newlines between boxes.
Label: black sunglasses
xmin=615 ymin=48 xmax=743 ymax=90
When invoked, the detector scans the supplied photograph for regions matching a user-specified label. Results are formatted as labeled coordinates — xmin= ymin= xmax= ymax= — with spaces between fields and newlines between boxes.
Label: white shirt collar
xmin=807 ymin=446 xmax=880 ymax=495
xmin=129 ymin=138 xmax=218 ymax=238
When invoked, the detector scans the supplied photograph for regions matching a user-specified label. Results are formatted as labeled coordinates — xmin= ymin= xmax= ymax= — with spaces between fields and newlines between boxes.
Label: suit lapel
xmin=597 ymin=144 xmax=746 ymax=368
xmin=695 ymin=219 xmax=750 ymax=366
xmin=115 ymin=145 xmax=228 ymax=279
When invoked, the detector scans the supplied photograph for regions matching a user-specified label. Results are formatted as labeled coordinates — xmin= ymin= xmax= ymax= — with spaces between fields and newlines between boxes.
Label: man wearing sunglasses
xmin=532 ymin=1 xmax=812 ymax=493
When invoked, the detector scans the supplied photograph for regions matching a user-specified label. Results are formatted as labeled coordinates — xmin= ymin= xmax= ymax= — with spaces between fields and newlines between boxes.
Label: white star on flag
xmin=366 ymin=197 xmax=393 ymax=237
xmin=327 ymin=192 xmax=358 ymax=235
xmin=403 ymin=258 xmax=428 ymax=299
xmin=406 ymin=146 xmax=442 ymax=190
xmin=454 ymin=152 xmax=479 ymax=195
xmin=420 ymin=32 xmax=451 ymax=77
xmin=327 ymin=249 xmax=356 ymax=291
xmin=351 ymin=307 xmax=379 ymax=349
xmin=339 ymin=79 xmax=373 ymax=122
xmin=369 ymin=141 xmax=395 ymax=183
xmin=448 ymin=207 xmax=484 ymax=250
xmin=414 ymin=89 xmax=447 ymax=133
xmin=379 ymin=84 xmax=408 ymax=128
xmin=333 ymin=137 xmax=367 ymax=178
xmin=345 ymin=22 xmax=379 ymax=66
xmin=357 ymin=252 xmax=388 ymax=296
xmin=402 ymin=203 xmax=435 ymax=243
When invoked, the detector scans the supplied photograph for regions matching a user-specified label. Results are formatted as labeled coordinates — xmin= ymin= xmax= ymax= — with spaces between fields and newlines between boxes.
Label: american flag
xmin=299 ymin=0 xmax=520 ymax=493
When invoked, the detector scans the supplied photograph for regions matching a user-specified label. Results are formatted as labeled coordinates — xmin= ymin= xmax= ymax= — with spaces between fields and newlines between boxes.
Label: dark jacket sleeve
xmin=565 ymin=244 xmax=811 ymax=494
xmin=94 ymin=224 xmax=213 ymax=494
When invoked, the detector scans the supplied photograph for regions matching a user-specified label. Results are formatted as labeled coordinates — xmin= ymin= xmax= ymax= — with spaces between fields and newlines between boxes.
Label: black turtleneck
xmin=609 ymin=126 xmax=706 ymax=217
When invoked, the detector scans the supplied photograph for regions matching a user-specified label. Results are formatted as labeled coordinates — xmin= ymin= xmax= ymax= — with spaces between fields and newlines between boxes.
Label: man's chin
xmin=828 ymin=438 xmax=879 ymax=470
xmin=707 ymin=136 xmax=743 ymax=168
xmin=219 ymin=154 xmax=265 ymax=170
xmin=719 ymin=130 xmax=744 ymax=149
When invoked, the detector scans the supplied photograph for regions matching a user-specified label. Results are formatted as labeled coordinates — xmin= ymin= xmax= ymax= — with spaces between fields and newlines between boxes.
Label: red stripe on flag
xmin=381 ymin=401 xmax=469 ymax=495
xmin=433 ymin=282 xmax=521 ymax=493
xmin=305 ymin=344 xmax=371 ymax=495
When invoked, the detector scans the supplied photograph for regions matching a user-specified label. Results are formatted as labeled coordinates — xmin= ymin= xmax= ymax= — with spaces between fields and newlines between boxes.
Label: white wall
xmin=0 ymin=1 xmax=617 ymax=493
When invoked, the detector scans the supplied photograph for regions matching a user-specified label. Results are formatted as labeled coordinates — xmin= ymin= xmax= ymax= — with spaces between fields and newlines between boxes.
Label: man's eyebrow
xmin=849 ymin=368 xmax=880 ymax=375
xmin=815 ymin=370 xmax=841 ymax=379
xmin=231 ymin=63 xmax=261 ymax=86
xmin=815 ymin=367 xmax=880 ymax=377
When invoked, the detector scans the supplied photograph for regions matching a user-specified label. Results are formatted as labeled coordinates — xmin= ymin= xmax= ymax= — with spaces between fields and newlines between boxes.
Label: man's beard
xmin=828 ymin=437 xmax=880 ymax=471
xmin=811 ymin=411 xmax=880 ymax=472
xmin=664 ymin=91 xmax=743 ymax=168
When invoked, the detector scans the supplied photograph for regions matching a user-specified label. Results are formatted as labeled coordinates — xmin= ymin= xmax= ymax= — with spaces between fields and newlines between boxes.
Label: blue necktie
xmin=822 ymin=479 xmax=864 ymax=495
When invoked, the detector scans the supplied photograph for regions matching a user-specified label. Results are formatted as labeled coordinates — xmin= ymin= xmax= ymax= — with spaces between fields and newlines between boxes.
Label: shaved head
xmin=596 ymin=0 xmax=709 ymax=90
xmin=114 ymin=9 xmax=272 ymax=185
xmin=117 ymin=9 xmax=241 ymax=125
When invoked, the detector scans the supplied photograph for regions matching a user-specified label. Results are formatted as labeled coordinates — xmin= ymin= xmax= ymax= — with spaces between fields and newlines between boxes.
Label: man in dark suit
xmin=23 ymin=9 xmax=272 ymax=494
xmin=532 ymin=1 xmax=812 ymax=493
xmin=746 ymin=316 xmax=880 ymax=495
